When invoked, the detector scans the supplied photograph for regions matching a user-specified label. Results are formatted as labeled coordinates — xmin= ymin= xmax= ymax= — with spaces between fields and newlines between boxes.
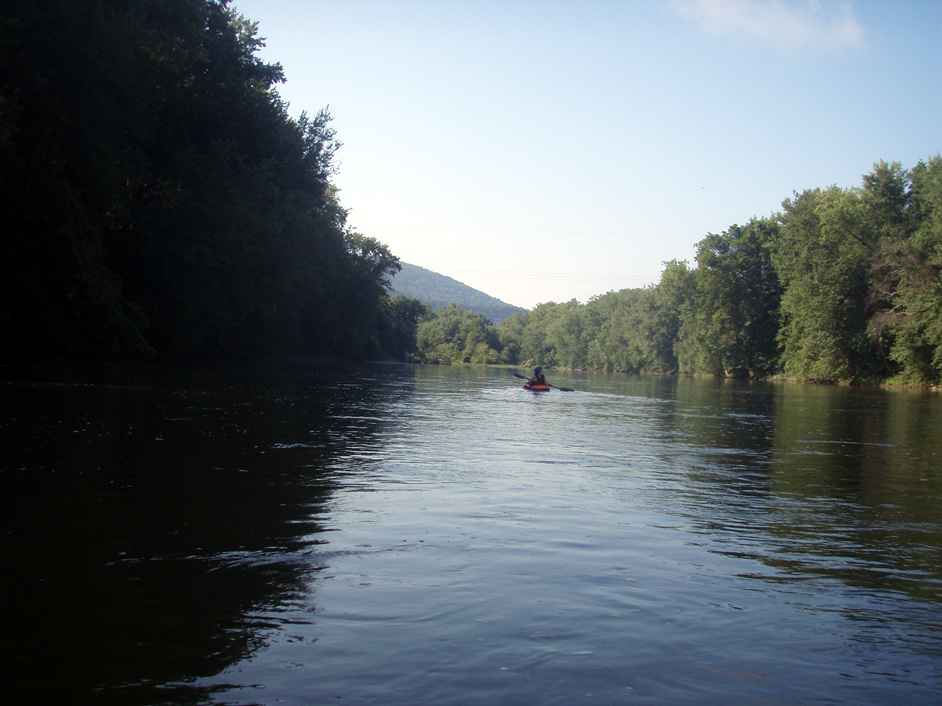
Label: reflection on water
xmin=3 ymin=363 xmax=415 ymax=703
xmin=4 ymin=364 xmax=941 ymax=704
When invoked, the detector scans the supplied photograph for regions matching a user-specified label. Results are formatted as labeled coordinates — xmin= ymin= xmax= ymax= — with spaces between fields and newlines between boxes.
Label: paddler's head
xmin=534 ymin=366 xmax=542 ymax=376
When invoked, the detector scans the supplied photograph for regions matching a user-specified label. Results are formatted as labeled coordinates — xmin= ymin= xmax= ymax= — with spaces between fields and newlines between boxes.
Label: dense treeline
xmin=1 ymin=1 xmax=422 ymax=361
xmin=415 ymin=305 xmax=501 ymax=365
xmin=3 ymin=3 xmax=938 ymax=381
xmin=417 ymin=159 xmax=942 ymax=385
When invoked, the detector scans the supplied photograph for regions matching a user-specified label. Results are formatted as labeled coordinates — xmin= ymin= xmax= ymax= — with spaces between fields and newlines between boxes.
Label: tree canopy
xmin=1 ymin=0 xmax=421 ymax=361
xmin=420 ymin=158 xmax=942 ymax=386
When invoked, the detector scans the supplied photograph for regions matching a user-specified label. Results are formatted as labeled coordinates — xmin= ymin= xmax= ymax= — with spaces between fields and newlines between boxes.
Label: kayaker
xmin=529 ymin=366 xmax=547 ymax=385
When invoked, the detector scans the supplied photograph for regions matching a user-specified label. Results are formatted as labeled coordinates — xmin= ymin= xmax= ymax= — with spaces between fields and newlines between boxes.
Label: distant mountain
xmin=389 ymin=262 xmax=526 ymax=323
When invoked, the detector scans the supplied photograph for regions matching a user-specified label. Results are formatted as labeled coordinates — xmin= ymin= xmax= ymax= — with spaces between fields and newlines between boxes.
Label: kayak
xmin=523 ymin=383 xmax=551 ymax=392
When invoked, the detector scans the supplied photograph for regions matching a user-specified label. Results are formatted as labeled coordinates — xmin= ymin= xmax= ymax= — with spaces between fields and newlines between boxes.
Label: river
xmin=4 ymin=363 xmax=941 ymax=704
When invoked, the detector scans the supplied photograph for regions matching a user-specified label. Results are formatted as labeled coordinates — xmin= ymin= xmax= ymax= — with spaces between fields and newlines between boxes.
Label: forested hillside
xmin=390 ymin=263 xmax=524 ymax=323
xmin=416 ymin=159 xmax=942 ymax=385
xmin=0 ymin=0 xmax=422 ymax=361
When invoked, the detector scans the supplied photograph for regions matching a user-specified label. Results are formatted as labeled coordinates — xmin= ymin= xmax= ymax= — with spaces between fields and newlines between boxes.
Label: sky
xmin=234 ymin=0 xmax=942 ymax=309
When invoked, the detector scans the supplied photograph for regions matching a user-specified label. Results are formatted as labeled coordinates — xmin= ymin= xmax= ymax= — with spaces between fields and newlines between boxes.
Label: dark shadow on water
xmin=2 ymin=361 xmax=416 ymax=702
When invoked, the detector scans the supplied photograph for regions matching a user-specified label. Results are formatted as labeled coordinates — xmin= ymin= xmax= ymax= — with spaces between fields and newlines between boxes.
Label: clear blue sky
xmin=234 ymin=0 xmax=941 ymax=309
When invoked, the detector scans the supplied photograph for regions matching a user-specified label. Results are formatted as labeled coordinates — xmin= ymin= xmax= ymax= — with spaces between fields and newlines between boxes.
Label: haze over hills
xmin=389 ymin=263 xmax=526 ymax=322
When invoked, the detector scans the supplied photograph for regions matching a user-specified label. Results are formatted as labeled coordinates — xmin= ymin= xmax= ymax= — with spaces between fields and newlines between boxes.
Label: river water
xmin=4 ymin=364 xmax=942 ymax=704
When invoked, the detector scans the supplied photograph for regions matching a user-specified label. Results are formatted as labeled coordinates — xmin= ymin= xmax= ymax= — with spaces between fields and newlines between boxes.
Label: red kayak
xmin=523 ymin=383 xmax=551 ymax=392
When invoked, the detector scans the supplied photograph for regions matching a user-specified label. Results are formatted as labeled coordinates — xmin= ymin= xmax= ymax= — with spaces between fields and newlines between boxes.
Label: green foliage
xmin=497 ymin=157 xmax=942 ymax=387
xmin=650 ymin=261 xmax=696 ymax=372
xmin=544 ymin=300 xmax=587 ymax=369
xmin=496 ymin=312 xmax=527 ymax=364
xmin=485 ymin=262 xmax=693 ymax=375
xmin=763 ymin=159 xmax=942 ymax=384
xmin=584 ymin=289 xmax=658 ymax=373
xmin=676 ymin=220 xmax=781 ymax=378
xmin=518 ymin=303 xmax=557 ymax=367
xmin=881 ymin=157 xmax=942 ymax=383
xmin=0 ymin=1 xmax=398 ymax=360
xmin=771 ymin=188 xmax=874 ymax=382
xmin=415 ymin=305 xmax=500 ymax=365
xmin=414 ymin=155 xmax=941 ymax=386
xmin=373 ymin=296 xmax=429 ymax=362
xmin=494 ymin=262 xmax=697 ymax=375
xmin=2 ymin=1 xmax=938 ymax=384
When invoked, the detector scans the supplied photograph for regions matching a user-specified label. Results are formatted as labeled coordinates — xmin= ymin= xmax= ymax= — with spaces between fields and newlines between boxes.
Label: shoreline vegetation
xmin=2 ymin=2 xmax=423 ymax=365
xmin=413 ymin=160 xmax=942 ymax=389
xmin=412 ymin=361 xmax=941 ymax=393
xmin=3 ymin=3 xmax=940 ymax=390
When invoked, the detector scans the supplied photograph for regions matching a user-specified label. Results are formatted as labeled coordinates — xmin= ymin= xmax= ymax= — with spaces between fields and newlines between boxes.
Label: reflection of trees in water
xmin=653 ymin=377 xmax=779 ymax=500
xmin=648 ymin=380 xmax=942 ymax=607
xmin=3 ymin=363 xmax=414 ymax=702
xmin=762 ymin=385 xmax=942 ymax=604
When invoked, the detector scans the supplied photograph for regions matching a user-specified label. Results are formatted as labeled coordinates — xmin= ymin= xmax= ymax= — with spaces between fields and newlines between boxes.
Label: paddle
xmin=512 ymin=371 xmax=574 ymax=392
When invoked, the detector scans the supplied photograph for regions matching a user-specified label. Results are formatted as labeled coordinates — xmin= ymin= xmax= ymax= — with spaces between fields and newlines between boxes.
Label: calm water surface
xmin=4 ymin=364 xmax=942 ymax=704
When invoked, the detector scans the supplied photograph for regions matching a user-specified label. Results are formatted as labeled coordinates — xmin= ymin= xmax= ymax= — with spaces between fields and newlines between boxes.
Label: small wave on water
xmin=6 ymin=364 xmax=942 ymax=706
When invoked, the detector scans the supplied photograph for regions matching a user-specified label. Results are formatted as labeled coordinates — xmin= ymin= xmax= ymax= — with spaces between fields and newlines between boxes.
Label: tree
xmin=772 ymin=187 xmax=874 ymax=382
xmin=881 ymin=157 xmax=942 ymax=382
xmin=415 ymin=305 xmax=500 ymax=365
xmin=677 ymin=219 xmax=782 ymax=377
xmin=544 ymin=300 xmax=588 ymax=369
xmin=497 ymin=312 xmax=527 ymax=364
xmin=519 ymin=303 xmax=558 ymax=367
xmin=374 ymin=296 xmax=429 ymax=361
xmin=0 ymin=1 xmax=401 ymax=361
xmin=584 ymin=289 xmax=657 ymax=373
xmin=650 ymin=260 xmax=696 ymax=372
